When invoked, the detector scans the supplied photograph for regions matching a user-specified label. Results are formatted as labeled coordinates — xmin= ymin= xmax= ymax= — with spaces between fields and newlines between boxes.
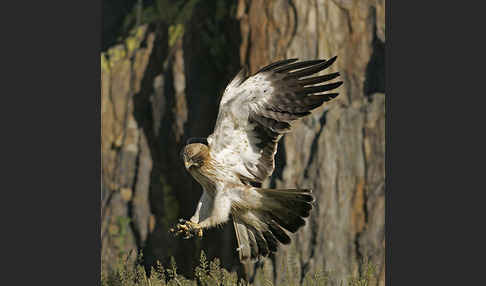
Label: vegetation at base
xmin=102 ymin=251 xmax=376 ymax=286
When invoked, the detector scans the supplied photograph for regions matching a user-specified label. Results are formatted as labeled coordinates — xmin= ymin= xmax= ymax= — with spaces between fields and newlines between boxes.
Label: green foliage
xmin=105 ymin=0 xmax=241 ymax=102
xmin=197 ymin=0 xmax=239 ymax=75
xmin=121 ymin=0 xmax=200 ymax=37
xmin=107 ymin=216 xmax=133 ymax=257
xmin=168 ymin=24 xmax=185 ymax=47
xmin=102 ymin=251 xmax=376 ymax=286
xmin=101 ymin=0 xmax=201 ymax=52
xmin=347 ymin=262 xmax=376 ymax=286
xmin=120 ymin=0 xmax=239 ymax=70
xmin=101 ymin=25 xmax=147 ymax=73
xmin=193 ymin=251 xmax=239 ymax=286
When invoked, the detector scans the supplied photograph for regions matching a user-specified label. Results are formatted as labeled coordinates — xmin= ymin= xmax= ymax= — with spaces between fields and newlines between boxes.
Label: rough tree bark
xmin=101 ymin=25 xmax=156 ymax=269
xmin=237 ymin=1 xmax=385 ymax=285
xmin=101 ymin=0 xmax=385 ymax=285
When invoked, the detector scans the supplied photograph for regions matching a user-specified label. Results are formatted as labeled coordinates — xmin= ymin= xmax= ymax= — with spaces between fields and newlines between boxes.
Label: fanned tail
xmin=233 ymin=188 xmax=314 ymax=262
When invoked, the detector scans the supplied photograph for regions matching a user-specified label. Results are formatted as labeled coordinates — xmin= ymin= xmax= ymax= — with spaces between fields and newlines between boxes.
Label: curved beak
xmin=184 ymin=161 xmax=192 ymax=169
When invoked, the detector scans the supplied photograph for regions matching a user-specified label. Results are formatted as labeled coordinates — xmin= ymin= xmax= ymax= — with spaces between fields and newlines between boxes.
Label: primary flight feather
xmin=170 ymin=57 xmax=343 ymax=262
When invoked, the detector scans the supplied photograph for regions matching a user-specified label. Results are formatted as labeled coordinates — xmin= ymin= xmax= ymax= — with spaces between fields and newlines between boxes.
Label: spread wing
xmin=207 ymin=57 xmax=343 ymax=184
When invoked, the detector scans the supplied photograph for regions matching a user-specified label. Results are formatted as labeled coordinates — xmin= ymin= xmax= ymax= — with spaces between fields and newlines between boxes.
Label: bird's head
xmin=182 ymin=143 xmax=209 ymax=170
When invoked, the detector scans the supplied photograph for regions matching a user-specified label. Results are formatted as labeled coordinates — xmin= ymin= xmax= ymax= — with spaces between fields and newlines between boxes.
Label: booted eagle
xmin=170 ymin=57 xmax=343 ymax=261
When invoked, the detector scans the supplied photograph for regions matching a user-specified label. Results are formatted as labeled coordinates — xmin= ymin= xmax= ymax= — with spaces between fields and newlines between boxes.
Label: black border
xmin=97 ymin=1 xmax=102 ymax=284
xmin=6 ymin=1 xmax=101 ymax=285
xmin=386 ymin=1 xmax=476 ymax=285
xmin=385 ymin=0 xmax=390 ymax=284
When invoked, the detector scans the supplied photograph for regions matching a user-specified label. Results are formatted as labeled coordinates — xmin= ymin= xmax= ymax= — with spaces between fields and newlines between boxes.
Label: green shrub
xmin=101 ymin=251 xmax=376 ymax=286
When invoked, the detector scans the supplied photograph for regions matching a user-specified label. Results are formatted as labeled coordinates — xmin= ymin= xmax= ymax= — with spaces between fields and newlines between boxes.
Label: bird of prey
xmin=170 ymin=57 xmax=343 ymax=261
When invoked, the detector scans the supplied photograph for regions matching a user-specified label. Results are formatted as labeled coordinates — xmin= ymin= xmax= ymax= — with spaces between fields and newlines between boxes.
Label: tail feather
xmin=266 ymin=206 xmax=306 ymax=233
xmin=233 ymin=218 xmax=251 ymax=261
xmin=257 ymin=188 xmax=314 ymax=202
xmin=266 ymin=218 xmax=291 ymax=244
xmin=246 ymin=226 xmax=258 ymax=259
xmin=233 ymin=188 xmax=314 ymax=262
xmin=248 ymin=225 xmax=269 ymax=257
xmin=258 ymin=188 xmax=313 ymax=232
xmin=262 ymin=230 xmax=278 ymax=252
xmin=233 ymin=217 xmax=263 ymax=261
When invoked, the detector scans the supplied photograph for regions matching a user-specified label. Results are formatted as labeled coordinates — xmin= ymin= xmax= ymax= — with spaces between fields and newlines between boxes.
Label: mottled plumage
xmin=170 ymin=57 xmax=343 ymax=262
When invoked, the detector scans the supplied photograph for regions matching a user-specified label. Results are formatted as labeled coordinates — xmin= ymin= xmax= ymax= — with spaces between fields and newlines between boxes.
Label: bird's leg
xmin=196 ymin=192 xmax=232 ymax=229
xmin=169 ymin=190 xmax=231 ymax=238
xmin=169 ymin=192 xmax=207 ymax=239
xmin=170 ymin=218 xmax=203 ymax=239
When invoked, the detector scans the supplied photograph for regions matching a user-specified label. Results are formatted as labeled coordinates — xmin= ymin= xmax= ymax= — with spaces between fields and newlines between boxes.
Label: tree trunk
xmin=237 ymin=1 xmax=385 ymax=284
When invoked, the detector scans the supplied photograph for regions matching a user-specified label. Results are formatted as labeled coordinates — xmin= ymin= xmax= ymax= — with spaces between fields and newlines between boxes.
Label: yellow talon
xmin=170 ymin=219 xmax=203 ymax=239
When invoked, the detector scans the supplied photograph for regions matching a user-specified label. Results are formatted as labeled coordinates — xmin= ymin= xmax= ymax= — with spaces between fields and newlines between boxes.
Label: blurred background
xmin=101 ymin=0 xmax=385 ymax=285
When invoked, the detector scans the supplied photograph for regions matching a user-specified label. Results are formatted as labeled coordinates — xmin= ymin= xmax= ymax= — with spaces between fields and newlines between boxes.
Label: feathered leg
xmin=171 ymin=190 xmax=232 ymax=239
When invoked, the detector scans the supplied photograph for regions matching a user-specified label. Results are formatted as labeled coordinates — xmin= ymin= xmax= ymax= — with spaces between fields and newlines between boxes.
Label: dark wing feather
xmin=208 ymin=57 xmax=342 ymax=183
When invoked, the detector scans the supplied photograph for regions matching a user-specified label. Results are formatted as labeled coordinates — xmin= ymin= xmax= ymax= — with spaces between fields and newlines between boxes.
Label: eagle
xmin=170 ymin=57 xmax=343 ymax=261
